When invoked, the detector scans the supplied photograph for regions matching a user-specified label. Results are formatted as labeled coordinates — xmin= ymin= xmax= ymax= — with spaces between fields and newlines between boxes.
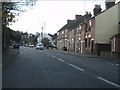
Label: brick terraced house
xmin=57 ymin=1 xmax=120 ymax=58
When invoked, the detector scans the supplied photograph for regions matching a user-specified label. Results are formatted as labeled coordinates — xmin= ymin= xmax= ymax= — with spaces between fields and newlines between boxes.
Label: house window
xmin=62 ymin=31 xmax=64 ymax=34
xmin=57 ymin=32 xmax=59 ymax=35
xmin=65 ymin=30 xmax=67 ymax=37
xmin=77 ymin=42 xmax=79 ymax=47
xmin=77 ymin=27 xmax=79 ymax=32
xmin=85 ymin=23 xmax=88 ymax=32
xmin=88 ymin=25 xmax=91 ymax=31
xmin=89 ymin=20 xmax=91 ymax=26
xmin=88 ymin=38 xmax=91 ymax=47
xmin=65 ymin=29 xmax=67 ymax=34
xmin=85 ymin=38 xmax=87 ymax=48
xmin=79 ymin=25 xmax=81 ymax=29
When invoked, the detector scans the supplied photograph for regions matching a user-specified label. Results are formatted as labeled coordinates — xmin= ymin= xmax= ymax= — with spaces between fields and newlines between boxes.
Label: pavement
xmin=48 ymin=49 xmax=119 ymax=64
xmin=1 ymin=48 xmax=20 ymax=67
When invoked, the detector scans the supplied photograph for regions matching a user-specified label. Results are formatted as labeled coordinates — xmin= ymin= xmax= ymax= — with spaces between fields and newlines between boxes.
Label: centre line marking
xmin=69 ymin=64 xmax=84 ymax=71
xmin=57 ymin=58 xmax=64 ymax=62
xmin=110 ymin=63 xmax=114 ymax=65
xmin=45 ymin=53 xmax=50 ymax=55
xmin=51 ymin=55 xmax=55 ymax=58
xmin=97 ymin=77 xmax=120 ymax=88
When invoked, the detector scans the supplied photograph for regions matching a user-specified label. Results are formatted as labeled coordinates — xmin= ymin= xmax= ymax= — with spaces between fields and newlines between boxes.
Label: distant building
xmin=37 ymin=33 xmax=55 ymax=46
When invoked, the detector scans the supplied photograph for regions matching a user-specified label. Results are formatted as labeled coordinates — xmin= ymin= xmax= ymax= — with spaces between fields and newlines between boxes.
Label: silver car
xmin=36 ymin=44 xmax=44 ymax=50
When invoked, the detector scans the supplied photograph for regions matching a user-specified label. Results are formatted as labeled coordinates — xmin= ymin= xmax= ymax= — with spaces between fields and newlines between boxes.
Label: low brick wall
xmin=100 ymin=51 xmax=111 ymax=57
xmin=101 ymin=51 xmax=119 ymax=59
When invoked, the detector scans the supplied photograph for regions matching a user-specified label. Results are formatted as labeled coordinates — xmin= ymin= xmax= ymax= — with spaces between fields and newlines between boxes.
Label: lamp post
xmin=41 ymin=27 xmax=43 ymax=40
xmin=39 ymin=21 xmax=45 ymax=44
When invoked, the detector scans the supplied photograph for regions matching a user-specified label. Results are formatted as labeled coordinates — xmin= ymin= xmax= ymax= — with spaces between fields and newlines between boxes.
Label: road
xmin=2 ymin=46 xmax=119 ymax=88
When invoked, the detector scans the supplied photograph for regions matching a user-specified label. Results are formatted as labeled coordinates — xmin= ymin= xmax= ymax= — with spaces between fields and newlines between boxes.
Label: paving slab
xmin=2 ymin=48 xmax=19 ymax=67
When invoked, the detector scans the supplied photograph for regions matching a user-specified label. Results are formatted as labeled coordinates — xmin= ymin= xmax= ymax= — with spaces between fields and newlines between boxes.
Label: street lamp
xmin=41 ymin=27 xmax=43 ymax=40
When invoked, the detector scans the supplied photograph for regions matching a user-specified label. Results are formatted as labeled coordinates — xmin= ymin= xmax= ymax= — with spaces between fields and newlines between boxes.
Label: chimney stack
xmin=93 ymin=4 xmax=102 ymax=16
xmin=75 ymin=15 xmax=83 ymax=20
xmin=105 ymin=0 xmax=115 ymax=9
xmin=67 ymin=20 xmax=75 ymax=24
xmin=83 ymin=11 xmax=92 ymax=20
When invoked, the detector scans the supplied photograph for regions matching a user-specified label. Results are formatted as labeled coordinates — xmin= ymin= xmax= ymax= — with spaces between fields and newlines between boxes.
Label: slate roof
xmin=58 ymin=20 xmax=75 ymax=32
xmin=58 ymin=14 xmax=92 ymax=32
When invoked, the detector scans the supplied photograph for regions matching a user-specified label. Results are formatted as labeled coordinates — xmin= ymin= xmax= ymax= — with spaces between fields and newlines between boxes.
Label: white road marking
xmin=51 ymin=55 xmax=55 ymax=58
xmin=110 ymin=63 xmax=114 ymax=65
xmin=97 ymin=77 xmax=120 ymax=88
xmin=46 ymin=53 xmax=50 ymax=56
xmin=104 ymin=62 xmax=116 ymax=66
xmin=69 ymin=64 xmax=84 ymax=71
xmin=116 ymin=64 xmax=119 ymax=66
xmin=57 ymin=58 xmax=64 ymax=62
xmin=105 ymin=62 xmax=110 ymax=64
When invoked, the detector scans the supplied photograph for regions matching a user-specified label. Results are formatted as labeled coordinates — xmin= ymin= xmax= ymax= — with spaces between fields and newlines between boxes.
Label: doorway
xmin=91 ymin=40 xmax=94 ymax=53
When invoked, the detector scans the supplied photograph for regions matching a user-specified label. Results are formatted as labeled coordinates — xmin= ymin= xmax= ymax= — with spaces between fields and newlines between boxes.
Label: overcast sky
xmin=9 ymin=0 xmax=120 ymax=35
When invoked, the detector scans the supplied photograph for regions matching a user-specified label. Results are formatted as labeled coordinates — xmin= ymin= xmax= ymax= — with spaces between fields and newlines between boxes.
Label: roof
xmin=69 ymin=18 xmax=84 ymax=30
xmin=80 ymin=16 xmax=95 ymax=25
xmin=58 ymin=20 xmax=75 ymax=32
xmin=58 ymin=13 xmax=92 ymax=32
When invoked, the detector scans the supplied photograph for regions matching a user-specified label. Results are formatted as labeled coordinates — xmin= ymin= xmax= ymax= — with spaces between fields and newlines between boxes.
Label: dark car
xmin=62 ymin=46 xmax=67 ymax=51
xmin=13 ymin=43 xmax=20 ymax=49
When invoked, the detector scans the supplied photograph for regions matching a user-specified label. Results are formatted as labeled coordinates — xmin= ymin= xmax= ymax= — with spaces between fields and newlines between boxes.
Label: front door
xmin=91 ymin=40 xmax=94 ymax=53
xmin=81 ymin=42 xmax=83 ymax=53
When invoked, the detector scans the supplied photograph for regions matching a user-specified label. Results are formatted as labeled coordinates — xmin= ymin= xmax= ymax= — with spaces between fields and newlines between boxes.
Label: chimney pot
xmin=67 ymin=20 xmax=74 ymax=24
xmin=105 ymin=0 xmax=115 ymax=9
xmin=93 ymin=4 xmax=102 ymax=16
xmin=75 ymin=15 xmax=83 ymax=20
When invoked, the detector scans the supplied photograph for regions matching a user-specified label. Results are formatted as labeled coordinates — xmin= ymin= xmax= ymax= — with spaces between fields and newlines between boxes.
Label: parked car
xmin=13 ymin=43 xmax=20 ymax=49
xmin=29 ymin=44 xmax=34 ymax=47
xmin=24 ymin=44 xmax=29 ymax=47
xmin=62 ymin=46 xmax=67 ymax=51
xmin=36 ymin=44 xmax=44 ymax=50
xmin=46 ymin=45 xmax=56 ymax=49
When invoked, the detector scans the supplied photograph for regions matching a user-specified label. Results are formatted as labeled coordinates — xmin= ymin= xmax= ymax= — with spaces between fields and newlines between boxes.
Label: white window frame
xmin=57 ymin=32 xmax=59 ymax=35
xmin=79 ymin=25 xmax=81 ymax=29
xmin=89 ymin=20 xmax=92 ymax=26
xmin=62 ymin=31 xmax=64 ymax=34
